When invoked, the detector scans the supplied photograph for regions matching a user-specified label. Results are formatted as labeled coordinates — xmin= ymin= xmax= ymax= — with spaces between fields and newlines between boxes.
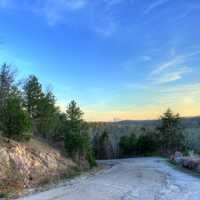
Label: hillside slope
xmin=0 ymin=137 xmax=77 ymax=197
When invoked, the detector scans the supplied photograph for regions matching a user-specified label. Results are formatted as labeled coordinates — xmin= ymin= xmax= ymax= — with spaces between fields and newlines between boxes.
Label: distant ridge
xmin=112 ymin=119 xmax=159 ymax=126
xmin=112 ymin=116 xmax=200 ymax=128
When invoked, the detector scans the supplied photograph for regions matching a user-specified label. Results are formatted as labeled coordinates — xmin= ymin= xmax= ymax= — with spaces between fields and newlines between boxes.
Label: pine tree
xmin=64 ymin=100 xmax=96 ymax=167
xmin=23 ymin=75 xmax=44 ymax=134
xmin=37 ymin=90 xmax=57 ymax=138
xmin=23 ymin=75 xmax=44 ymax=119
xmin=0 ymin=64 xmax=31 ymax=139
xmin=1 ymin=95 xmax=31 ymax=139
xmin=158 ymin=109 xmax=185 ymax=154
xmin=65 ymin=100 xmax=84 ymax=155
xmin=0 ymin=63 xmax=15 ymax=111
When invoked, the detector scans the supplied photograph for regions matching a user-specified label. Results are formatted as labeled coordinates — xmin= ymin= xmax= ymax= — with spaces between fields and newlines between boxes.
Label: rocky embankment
xmin=0 ymin=137 xmax=77 ymax=197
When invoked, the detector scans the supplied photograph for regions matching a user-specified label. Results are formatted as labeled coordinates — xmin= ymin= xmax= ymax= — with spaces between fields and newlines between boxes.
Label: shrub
xmin=119 ymin=131 xmax=158 ymax=157
xmin=0 ymin=96 xmax=32 ymax=140
xmin=136 ymin=133 xmax=158 ymax=156
xmin=119 ymin=134 xmax=137 ymax=157
xmin=0 ymin=192 xmax=6 ymax=198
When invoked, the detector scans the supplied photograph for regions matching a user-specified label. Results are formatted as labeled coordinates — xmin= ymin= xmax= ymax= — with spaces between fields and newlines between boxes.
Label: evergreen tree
xmin=23 ymin=75 xmax=45 ymax=135
xmin=64 ymin=100 xmax=84 ymax=155
xmin=66 ymin=100 xmax=83 ymax=132
xmin=0 ymin=63 xmax=15 ymax=111
xmin=64 ymin=100 xmax=96 ymax=167
xmin=0 ymin=64 xmax=31 ymax=140
xmin=95 ymin=131 xmax=113 ymax=159
xmin=158 ymin=109 xmax=185 ymax=154
xmin=52 ymin=112 xmax=67 ymax=141
xmin=37 ymin=90 xmax=57 ymax=138
xmin=23 ymin=75 xmax=44 ymax=120
xmin=1 ymin=91 xmax=31 ymax=140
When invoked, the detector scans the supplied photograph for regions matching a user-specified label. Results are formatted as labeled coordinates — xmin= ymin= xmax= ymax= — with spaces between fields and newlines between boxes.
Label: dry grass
xmin=0 ymin=136 xmax=79 ymax=198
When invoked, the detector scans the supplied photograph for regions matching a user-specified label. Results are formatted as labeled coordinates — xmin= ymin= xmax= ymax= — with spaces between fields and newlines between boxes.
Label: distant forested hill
xmin=89 ymin=116 xmax=200 ymax=159
xmin=113 ymin=116 xmax=200 ymax=128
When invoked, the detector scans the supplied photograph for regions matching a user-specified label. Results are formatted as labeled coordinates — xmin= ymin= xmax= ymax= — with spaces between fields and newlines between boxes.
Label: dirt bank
xmin=0 ymin=137 xmax=78 ymax=198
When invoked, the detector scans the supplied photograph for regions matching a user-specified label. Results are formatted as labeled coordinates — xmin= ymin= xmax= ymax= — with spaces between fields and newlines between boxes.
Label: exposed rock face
xmin=0 ymin=137 xmax=77 ymax=195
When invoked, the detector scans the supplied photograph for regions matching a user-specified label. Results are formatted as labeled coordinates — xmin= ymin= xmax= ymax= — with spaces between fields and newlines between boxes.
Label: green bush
xmin=136 ymin=133 xmax=158 ymax=156
xmin=86 ymin=149 xmax=97 ymax=168
xmin=64 ymin=131 xmax=83 ymax=155
xmin=0 ymin=192 xmax=6 ymax=198
xmin=119 ymin=131 xmax=158 ymax=157
xmin=0 ymin=96 xmax=32 ymax=140
xmin=119 ymin=134 xmax=137 ymax=156
xmin=119 ymin=109 xmax=186 ymax=158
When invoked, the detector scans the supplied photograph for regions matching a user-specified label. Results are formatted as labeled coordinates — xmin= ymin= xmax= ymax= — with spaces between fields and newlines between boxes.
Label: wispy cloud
xmin=160 ymin=83 xmax=200 ymax=96
xmin=173 ymin=2 xmax=200 ymax=22
xmin=144 ymin=0 xmax=170 ymax=15
xmin=0 ymin=0 xmax=88 ymax=9
xmin=175 ymin=7 xmax=193 ymax=21
xmin=0 ymin=0 xmax=122 ymax=37
xmin=153 ymin=66 xmax=192 ymax=84
xmin=150 ymin=49 xmax=200 ymax=84
xmin=140 ymin=56 xmax=151 ymax=62
xmin=157 ymin=83 xmax=200 ymax=107
xmin=33 ymin=0 xmax=88 ymax=25
xmin=151 ymin=56 xmax=184 ymax=75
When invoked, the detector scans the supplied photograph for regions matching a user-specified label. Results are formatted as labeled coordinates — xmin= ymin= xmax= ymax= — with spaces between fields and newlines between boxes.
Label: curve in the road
xmin=17 ymin=157 xmax=200 ymax=200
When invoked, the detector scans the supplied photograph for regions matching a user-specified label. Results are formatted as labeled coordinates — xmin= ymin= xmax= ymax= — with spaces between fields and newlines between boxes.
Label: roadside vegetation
xmin=91 ymin=109 xmax=200 ymax=175
xmin=119 ymin=109 xmax=185 ymax=157
xmin=0 ymin=63 xmax=96 ymax=167
xmin=0 ymin=63 xmax=199 ymax=196
xmin=0 ymin=63 xmax=98 ymax=197
xmin=92 ymin=112 xmax=200 ymax=162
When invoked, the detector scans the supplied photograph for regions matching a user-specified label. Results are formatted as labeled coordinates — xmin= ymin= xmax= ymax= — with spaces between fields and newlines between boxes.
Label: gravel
xmin=17 ymin=157 xmax=200 ymax=200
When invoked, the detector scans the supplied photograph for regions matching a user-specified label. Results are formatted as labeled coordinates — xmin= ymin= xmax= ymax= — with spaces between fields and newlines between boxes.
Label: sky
xmin=0 ymin=0 xmax=200 ymax=121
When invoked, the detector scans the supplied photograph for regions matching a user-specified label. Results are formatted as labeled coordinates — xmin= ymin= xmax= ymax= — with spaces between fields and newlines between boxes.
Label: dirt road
xmin=18 ymin=158 xmax=200 ymax=200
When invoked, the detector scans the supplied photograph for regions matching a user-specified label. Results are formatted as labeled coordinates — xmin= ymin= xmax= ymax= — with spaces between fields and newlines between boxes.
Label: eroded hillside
xmin=0 ymin=137 xmax=78 ymax=198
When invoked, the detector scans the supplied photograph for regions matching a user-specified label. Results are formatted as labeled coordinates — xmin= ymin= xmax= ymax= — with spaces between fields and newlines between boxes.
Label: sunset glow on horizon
xmin=0 ymin=0 xmax=200 ymax=121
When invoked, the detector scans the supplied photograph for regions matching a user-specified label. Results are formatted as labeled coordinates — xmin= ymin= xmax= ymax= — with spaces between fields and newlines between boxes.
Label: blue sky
xmin=0 ymin=0 xmax=200 ymax=121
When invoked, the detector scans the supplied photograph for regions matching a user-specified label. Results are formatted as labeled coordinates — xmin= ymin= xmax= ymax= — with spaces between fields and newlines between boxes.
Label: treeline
xmin=0 ymin=63 xmax=96 ymax=167
xmin=119 ymin=109 xmax=186 ymax=157
xmin=93 ymin=109 xmax=186 ymax=159
xmin=0 ymin=63 xmax=189 ymax=162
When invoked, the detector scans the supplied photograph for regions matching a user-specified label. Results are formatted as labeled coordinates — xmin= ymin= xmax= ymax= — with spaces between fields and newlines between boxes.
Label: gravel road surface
xmin=17 ymin=158 xmax=200 ymax=200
